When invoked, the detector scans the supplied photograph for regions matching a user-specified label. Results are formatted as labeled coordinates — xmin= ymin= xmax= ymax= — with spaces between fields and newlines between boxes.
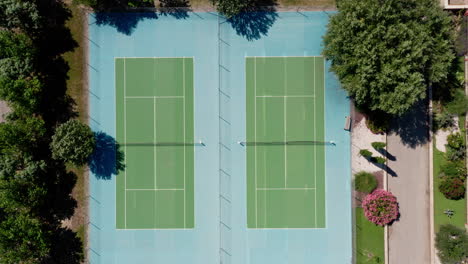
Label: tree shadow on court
xmin=226 ymin=1 xmax=278 ymax=41
xmin=159 ymin=0 xmax=191 ymax=19
xmin=389 ymin=99 xmax=429 ymax=148
xmin=89 ymin=131 xmax=125 ymax=180
xmin=94 ymin=12 xmax=158 ymax=35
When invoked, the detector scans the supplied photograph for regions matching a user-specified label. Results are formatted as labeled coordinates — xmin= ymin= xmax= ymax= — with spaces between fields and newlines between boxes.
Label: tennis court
xmin=245 ymin=56 xmax=326 ymax=228
xmin=115 ymin=57 xmax=194 ymax=229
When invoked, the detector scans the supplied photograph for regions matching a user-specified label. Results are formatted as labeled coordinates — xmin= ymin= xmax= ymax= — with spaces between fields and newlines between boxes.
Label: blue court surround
xmin=88 ymin=11 xmax=352 ymax=264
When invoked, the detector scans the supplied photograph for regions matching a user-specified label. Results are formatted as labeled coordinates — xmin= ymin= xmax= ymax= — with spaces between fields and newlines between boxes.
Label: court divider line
xmin=314 ymin=57 xmax=317 ymax=228
xmin=183 ymin=57 xmax=186 ymax=228
xmin=284 ymin=57 xmax=287 ymax=189
xmin=124 ymin=58 xmax=127 ymax=229
xmin=254 ymin=57 xmax=258 ymax=228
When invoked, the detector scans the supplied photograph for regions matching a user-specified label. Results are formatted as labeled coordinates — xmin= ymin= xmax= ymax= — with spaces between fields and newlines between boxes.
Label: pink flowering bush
xmin=362 ymin=189 xmax=399 ymax=226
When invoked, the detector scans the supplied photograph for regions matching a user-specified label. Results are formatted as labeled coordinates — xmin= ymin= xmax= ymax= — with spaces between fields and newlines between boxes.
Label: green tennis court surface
xmin=115 ymin=58 xmax=194 ymax=229
xmin=246 ymin=57 xmax=326 ymax=228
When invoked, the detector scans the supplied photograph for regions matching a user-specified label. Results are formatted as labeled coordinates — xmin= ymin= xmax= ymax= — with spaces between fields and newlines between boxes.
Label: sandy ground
xmin=435 ymin=116 xmax=459 ymax=152
xmin=0 ymin=101 xmax=10 ymax=123
xmin=351 ymin=113 xmax=386 ymax=175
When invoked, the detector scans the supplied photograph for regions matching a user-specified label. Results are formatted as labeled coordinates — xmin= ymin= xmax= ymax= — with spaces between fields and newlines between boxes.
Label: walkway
xmin=387 ymin=100 xmax=431 ymax=264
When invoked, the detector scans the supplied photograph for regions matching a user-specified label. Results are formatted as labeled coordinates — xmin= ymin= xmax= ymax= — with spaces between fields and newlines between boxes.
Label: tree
xmin=211 ymin=0 xmax=251 ymax=17
xmin=0 ymin=210 xmax=51 ymax=263
xmin=0 ymin=116 xmax=46 ymax=154
xmin=436 ymin=224 xmax=468 ymax=264
xmin=50 ymin=120 xmax=95 ymax=166
xmin=0 ymin=155 xmax=48 ymax=213
xmin=323 ymin=0 xmax=455 ymax=115
xmin=0 ymin=0 xmax=42 ymax=34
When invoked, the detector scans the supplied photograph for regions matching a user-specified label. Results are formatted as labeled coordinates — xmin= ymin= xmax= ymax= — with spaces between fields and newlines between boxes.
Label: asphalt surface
xmin=387 ymin=101 xmax=431 ymax=264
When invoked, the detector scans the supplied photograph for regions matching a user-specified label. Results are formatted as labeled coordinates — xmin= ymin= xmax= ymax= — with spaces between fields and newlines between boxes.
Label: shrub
xmin=359 ymin=149 xmax=373 ymax=159
xmin=371 ymin=142 xmax=386 ymax=150
xmin=436 ymin=224 xmax=468 ymax=264
xmin=372 ymin=156 xmax=386 ymax=165
xmin=446 ymin=133 xmax=466 ymax=161
xmin=362 ymin=189 xmax=399 ymax=226
xmin=439 ymin=177 xmax=465 ymax=200
xmin=434 ymin=112 xmax=456 ymax=131
xmin=447 ymin=89 xmax=468 ymax=115
xmin=366 ymin=117 xmax=389 ymax=135
xmin=440 ymin=160 xmax=467 ymax=180
xmin=354 ymin=171 xmax=378 ymax=193
xmin=50 ymin=120 xmax=95 ymax=166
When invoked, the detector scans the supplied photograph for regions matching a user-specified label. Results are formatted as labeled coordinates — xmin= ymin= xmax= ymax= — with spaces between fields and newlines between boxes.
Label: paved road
xmin=387 ymin=101 xmax=431 ymax=264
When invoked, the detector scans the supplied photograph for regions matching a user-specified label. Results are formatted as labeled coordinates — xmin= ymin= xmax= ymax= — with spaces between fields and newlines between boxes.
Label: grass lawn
xmin=355 ymin=207 xmax=384 ymax=264
xmin=433 ymin=141 xmax=466 ymax=231
xmin=63 ymin=0 xmax=88 ymax=252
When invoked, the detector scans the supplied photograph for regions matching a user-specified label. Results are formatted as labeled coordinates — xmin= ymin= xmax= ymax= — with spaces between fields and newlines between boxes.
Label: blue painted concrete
xmin=88 ymin=11 xmax=351 ymax=264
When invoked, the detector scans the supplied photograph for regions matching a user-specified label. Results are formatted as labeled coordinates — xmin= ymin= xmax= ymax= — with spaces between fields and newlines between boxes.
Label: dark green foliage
xmin=439 ymin=177 xmax=466 ymax=200
xmin=0 ymin=116 xmax=45 ymax=154
xmin=354 ymin=171 xmax=378 ymax=193
xmin=446 ymin=133 xmax=466 ymax=161
xmin=74 ymin=0 xmax=154 ymax=9
xmin=436 ymin=224 xmax=468 ymax=263
xmin=51 ymin=120 xmax=95 ymax=166
xmin=440 ymin=160 xmax=467 ymax=180
xmin=0 ymin=156 xmax=48 ymax=213
xmin=0 ymin=210 xmax=51 ymax=263
xmin=0 ymin=0 xmax=42 ymax=33
xmin=359 ymin=149 xmax=373 ymax=159
xmin=323 ymin=0 xmax=455 ymax=116
xmin=371 ymin=142 xmax=386 ymax=150
xmin=434 ymin=112 xmax=456 ymax=131
xmin=365 ymin=114 xmax=390 ymax=134
xmin=446 ymin=89 xmax=468 ymax=116
xmin=211 ymin=0 xmax=251 ymax=17
xmin=372 ymin=156 xmax=387 ymax=165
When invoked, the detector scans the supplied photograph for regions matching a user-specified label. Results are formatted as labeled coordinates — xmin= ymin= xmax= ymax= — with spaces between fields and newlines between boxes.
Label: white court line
xmin=125 ymin=96 xmax=184 ymax=99
xmin=123 ymin=58 xmax=127 ymax=229
xmin=314 ymin=57 xmax=317 ymax=228
xmin=115 ymin=57 xmax=195 ymax=59
xmin=255 ymin=95 xmax=314 ymax=98
xmin=154 ymin=97 xmax=157 ymax=190
xmin=245 ymin=56 xmax=323 ymax=58
xmin=126 ymin=189 xmax=185 ymax=191
xmin=254 ymin=57 xmax=258 ymax=228
xmin=284 ymin=57 xmax=287 ymax=188
xmin=183 ymin=57 xmax=186 ymax=229
xmin=256 ymin=188 xmax=316 ymax=191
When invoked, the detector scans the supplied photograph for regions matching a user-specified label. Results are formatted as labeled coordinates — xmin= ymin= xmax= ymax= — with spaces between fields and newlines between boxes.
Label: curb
xmin=384 ymin=133 xmax=389 ymax=264
xmin=429 ymin=84 xmax=435 ymax=264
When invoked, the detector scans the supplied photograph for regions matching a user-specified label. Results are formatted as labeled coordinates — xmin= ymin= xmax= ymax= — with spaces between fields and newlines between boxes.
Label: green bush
xmin=366 ymin=117 xmax=389 ymax=135
xmin=371 ymin=142 xmax=386 ymax=150
xmin=436 ymin=224 xmax=468 ymax=264
xmin=433 ymin=112 xmax=456 ymax=131
xmin=354 ymin=171 xmax=378 ymax=193
xmin=359 ymin=149 xmax=373 ymax=159
xmin=439 ymin=177 xmax=466 ymax=200
xmin=446 ymin=133 xmax=466 ymax=161
xmin=440 ymin=160 xmax=467 ymax=180
xmin=447 ymin=89 xmax=468 ymax=115
xmin=50 ymin=120 xmax=95 ymax=166
xmin=372 ymin=156 xmax=386 ymax=165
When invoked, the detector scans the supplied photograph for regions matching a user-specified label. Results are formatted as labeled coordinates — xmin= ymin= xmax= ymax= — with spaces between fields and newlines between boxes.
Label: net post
xmin=238 ymin=141 xmax=246 ymax=146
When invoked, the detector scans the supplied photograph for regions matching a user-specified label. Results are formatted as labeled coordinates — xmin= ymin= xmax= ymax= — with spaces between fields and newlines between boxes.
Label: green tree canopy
xmin=211 ymin=0 xmax=251 ymax=18
xmin=0 ymin=116 xmax=46 ymax=155
xmin=436 ymin=224 xmax=468 ymax=264
xmin=0 ymin=0 xmax=42 ymax=34
xmin=50 ymin=119 xmax=95 ymax=166
xmin=0 ymin=210 xmax=51 ymax=263
xmin=323 ymin=0 xmax=455 ymax=115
